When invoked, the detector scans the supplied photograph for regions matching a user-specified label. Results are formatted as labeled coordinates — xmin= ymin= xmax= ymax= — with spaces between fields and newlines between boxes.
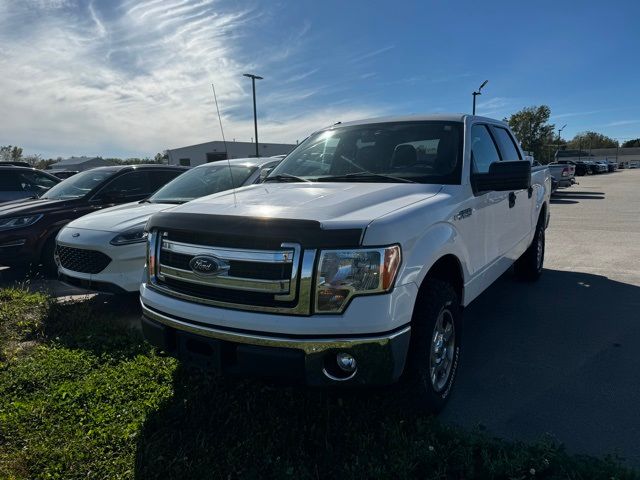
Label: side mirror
xmin=472 ymin=160 xmax=531 ymax=192
xmin=259 ymin=168 xmax=274 ymax=183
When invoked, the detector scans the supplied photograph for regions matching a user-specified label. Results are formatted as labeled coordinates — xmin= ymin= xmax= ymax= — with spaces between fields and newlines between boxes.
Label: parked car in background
xmin=605 ymin=161 xmax=618 ymax=173
xmin=630 ymin=162 xmax=639 ymax=169
xmin=595 ymin=161 xmax=610 ymax=173
xmin=56 ymin=158 xmax=281 ymax=293
xmin=0 ymin=165 xmax=61 ymax=204
xmin=547 ymin=162 xmax=575 ymax=187
xmin=51 ymin=170 xmax=79 ymax=179
xmin=584 ymin=161 xmax=606 ymax=174
xmin=139 ymin=114 xmax=551 ymax=412
xmin=554 ymin=159 xmax=590 ymax=177
xmin=0 ymin=165 xmax=186 ymax=273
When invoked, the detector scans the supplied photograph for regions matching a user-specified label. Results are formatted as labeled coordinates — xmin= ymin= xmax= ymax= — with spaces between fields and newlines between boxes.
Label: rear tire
xmin=514 ymin=217 xmax=545 ymax=281
xmin=403 ymin=279 xmax=462 ymax=414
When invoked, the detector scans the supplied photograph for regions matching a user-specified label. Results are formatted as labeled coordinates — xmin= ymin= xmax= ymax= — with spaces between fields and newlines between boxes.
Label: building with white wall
xmin=166 ymin=140 xmax=296 ymax=167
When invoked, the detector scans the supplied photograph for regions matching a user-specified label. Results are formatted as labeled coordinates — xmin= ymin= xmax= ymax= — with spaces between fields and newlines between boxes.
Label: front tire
xmin=514 ymin=217 xmax=545 ymax=281
xmin=404 ymin=279 xmax=462 ymax=413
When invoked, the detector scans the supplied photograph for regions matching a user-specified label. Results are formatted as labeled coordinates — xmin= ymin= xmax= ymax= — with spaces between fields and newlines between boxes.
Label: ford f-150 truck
xmin=140 ymin=114 xmax=551 ymax=412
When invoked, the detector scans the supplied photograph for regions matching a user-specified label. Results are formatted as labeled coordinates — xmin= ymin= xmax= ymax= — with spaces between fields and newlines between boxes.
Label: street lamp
xmin=472 ymin=80 xmax=488 ymax=115
xmin=558 ymin=124 xmax=566 ymax=142
xmin=555 ymin=124 xmax=566 ymax=162
xmin=243 ymin=73 xmax=263 ymax=157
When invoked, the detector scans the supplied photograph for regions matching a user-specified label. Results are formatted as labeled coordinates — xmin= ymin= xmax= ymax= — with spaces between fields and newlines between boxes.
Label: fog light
xmin=336 ymin=352 xmax=356 ymax=372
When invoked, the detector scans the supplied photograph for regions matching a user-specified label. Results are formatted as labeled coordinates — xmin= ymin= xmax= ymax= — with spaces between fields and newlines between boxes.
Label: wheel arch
xmin=417 ymin=254 xmax=465 ymax=307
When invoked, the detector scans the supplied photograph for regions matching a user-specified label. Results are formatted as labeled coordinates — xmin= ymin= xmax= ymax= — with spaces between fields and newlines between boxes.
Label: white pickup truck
xmin=140 ymin=114 xmax=551 ymax=412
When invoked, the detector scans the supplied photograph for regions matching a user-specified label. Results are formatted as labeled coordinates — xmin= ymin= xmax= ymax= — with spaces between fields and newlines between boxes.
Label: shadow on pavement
xmin=552 ymin=194 xmax=605 ymax=200
xmin=555 ymin=191 xmax=605 ymax=195
xmin=550 ymin=198 xmax=579 ymax=204
xmin=443 ymin=269 xmax=640 ymax=466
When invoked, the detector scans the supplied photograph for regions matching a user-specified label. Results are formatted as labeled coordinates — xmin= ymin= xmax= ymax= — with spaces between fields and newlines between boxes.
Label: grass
xmin=0 ymin=287 xmax=637 ymax=479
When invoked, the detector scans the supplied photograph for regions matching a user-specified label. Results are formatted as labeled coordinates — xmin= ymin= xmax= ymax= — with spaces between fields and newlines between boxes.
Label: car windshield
xmin=148 ymin=164 xmax=257 ymax=204
xmin=267 ymin=121 xmax=463 ymax=184
xmin=42 ymin=169 xmax=117 ymax=200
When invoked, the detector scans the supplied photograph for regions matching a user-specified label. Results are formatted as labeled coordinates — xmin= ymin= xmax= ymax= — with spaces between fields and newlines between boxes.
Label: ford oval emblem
xmin=72 ymin=233 xmax=80 ymax=238
xmin=189 ymin=255 xmax=228 ymax=276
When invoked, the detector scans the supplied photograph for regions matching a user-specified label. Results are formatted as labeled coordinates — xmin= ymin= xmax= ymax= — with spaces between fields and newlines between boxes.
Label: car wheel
xmin=514 ymin=217 xmax=545 ymax=281
xmin=403 ymin=279 xmax=462 ymax=413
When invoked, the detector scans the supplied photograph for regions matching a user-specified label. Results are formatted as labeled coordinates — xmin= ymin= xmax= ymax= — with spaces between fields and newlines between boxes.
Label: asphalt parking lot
xmin=443 ymin=169 xmax=640 ymax=465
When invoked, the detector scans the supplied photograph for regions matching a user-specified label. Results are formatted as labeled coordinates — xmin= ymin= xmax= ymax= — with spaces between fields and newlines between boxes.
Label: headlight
xmin=0 ymin=214 xmax=43 ymax=231
xmin=315 ymin=245 xmax=401 ymax=313
xmin=109 ymin=227 xmax=148 ymax=246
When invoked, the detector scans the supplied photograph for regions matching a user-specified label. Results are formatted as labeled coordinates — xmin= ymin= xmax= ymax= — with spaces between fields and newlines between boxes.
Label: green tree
xmin=154 ymin=151 xmax=168 ymax=164
xmin=621 ymin=138 xmax=640 ymax=148
xmin=505 ymin=106 xmax=556 ymax=163
xmin=0 ymin=145 xmax=23 ymax=162
xmin=568 ymin=131 xmax=618 ymax=150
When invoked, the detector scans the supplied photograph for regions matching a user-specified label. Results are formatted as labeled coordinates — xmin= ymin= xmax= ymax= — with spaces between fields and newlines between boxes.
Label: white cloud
xmin=0 ymin=0 xmax=383 ymax=158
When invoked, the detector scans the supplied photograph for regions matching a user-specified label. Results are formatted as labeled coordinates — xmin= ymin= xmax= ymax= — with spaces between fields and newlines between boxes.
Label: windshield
xmin=42 ymin=169 xmax=116 ymax=200
xmin=268 ymin=121 xmax=463 ymax=184
xmin=149 ymin=164 xmax=257 ymax=204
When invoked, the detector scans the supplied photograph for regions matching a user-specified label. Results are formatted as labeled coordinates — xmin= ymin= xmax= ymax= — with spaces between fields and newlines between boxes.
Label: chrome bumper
xmin=141 ymin=301 xmax=411 ymax=386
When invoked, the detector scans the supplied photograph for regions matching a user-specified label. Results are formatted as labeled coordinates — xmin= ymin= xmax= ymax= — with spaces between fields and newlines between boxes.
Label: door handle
xmin=509 ymin=192 xmax=516 ymax=208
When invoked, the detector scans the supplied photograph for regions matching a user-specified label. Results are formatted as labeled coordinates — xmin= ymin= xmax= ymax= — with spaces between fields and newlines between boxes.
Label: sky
xmin=1 ymin=0 xmax=639 ymax=159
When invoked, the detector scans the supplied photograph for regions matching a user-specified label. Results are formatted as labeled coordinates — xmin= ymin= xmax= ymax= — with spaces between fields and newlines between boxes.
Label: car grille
xmin=56 ymin=245 xmax=112 ymax=274
xmin=148 ymin=231 xmax=315 ymax=315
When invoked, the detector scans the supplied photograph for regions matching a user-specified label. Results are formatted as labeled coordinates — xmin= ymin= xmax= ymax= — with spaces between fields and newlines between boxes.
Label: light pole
xmin=556 ymin=124 xmax=566 ymax=161
xmin=243 ymin=73 xmax=263 ymax=157
xmin=472 ymin=80 xmax=488 ymax=115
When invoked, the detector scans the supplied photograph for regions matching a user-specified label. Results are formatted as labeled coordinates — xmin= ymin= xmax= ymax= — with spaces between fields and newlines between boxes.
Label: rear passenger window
xmin=470 ymin=125 xmax=500 ymax=174
xmin=0 ymin=172 xmax=20 ymax=191
xmin=492 ymin=127 xmax=521 ymax=161
xmin=148 ymin=170 xmax=184 ymax=192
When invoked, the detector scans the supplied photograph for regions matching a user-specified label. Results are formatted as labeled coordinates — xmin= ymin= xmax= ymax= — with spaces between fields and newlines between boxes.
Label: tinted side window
xmin=0 ymin=172 xmax=20 ymax=191
xmin=470 ymin=125 xmax=500 ymax=174
xmin=21 ymin=172 xmax=59 ymax=189
xmin=492 ymin=127 xmax=521 ymax=161
xmin=100 ymin=171 xmax=150 ymax=197
xmin=148 ymin=170 xmax=184 ymax=192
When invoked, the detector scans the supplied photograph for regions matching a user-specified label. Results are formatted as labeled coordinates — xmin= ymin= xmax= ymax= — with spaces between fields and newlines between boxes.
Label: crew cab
xmin=140 ymin=114 xmax=551 ymax=412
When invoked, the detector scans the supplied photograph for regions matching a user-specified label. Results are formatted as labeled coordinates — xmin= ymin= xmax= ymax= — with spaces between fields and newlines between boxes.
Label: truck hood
xmin=67 ymin=201 xmax=173 ymax=233
xmin=166 ymin=183 xmax=443 ymax=228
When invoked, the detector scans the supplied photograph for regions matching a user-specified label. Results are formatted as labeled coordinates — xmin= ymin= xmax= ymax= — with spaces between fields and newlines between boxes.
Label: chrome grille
xmin=149 ymin=232 xmax=315 ymax=315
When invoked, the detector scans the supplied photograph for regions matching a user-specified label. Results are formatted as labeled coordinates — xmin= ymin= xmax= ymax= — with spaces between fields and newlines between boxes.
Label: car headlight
xmin=0 ymin=214 xmax=43 ymax=231
xmin=315 ymin=245 xmax=401 ymax=313
xmin=109 ymin=226 xmax=148 ymax=246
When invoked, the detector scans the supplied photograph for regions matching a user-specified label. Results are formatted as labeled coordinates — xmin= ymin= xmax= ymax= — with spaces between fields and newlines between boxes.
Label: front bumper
xmin=141 ymin=301 xmax=411 ymax=386
xmin=0 ymin=230 xmax=41 ymax=266
xmin=56 ymin=226 xmax=146 ymax=293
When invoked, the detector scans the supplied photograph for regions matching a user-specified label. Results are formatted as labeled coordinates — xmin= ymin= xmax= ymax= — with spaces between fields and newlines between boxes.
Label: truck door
xmin=489 ymin=125 xmax=534 ymax=259
xmin=464 ymin=124 xmax=505 ymax=267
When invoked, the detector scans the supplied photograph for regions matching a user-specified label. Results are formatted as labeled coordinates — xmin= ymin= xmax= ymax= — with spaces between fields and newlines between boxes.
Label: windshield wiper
xmin=263 ymin=173 xmax=311 ymax=183
xmin=316 ymin=172 xmax=416 ymax=183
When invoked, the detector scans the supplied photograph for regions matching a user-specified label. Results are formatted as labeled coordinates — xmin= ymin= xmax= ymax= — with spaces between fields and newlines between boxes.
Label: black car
xmin=0 ymin=165 xmax=61 ymax=204
xmin=0 ymin=165 xmax=186 ymax=273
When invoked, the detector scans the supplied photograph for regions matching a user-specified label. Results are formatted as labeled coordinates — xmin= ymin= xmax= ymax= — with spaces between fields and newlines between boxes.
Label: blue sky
xmin=1 ymin=0 xmax=639 ymax=158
